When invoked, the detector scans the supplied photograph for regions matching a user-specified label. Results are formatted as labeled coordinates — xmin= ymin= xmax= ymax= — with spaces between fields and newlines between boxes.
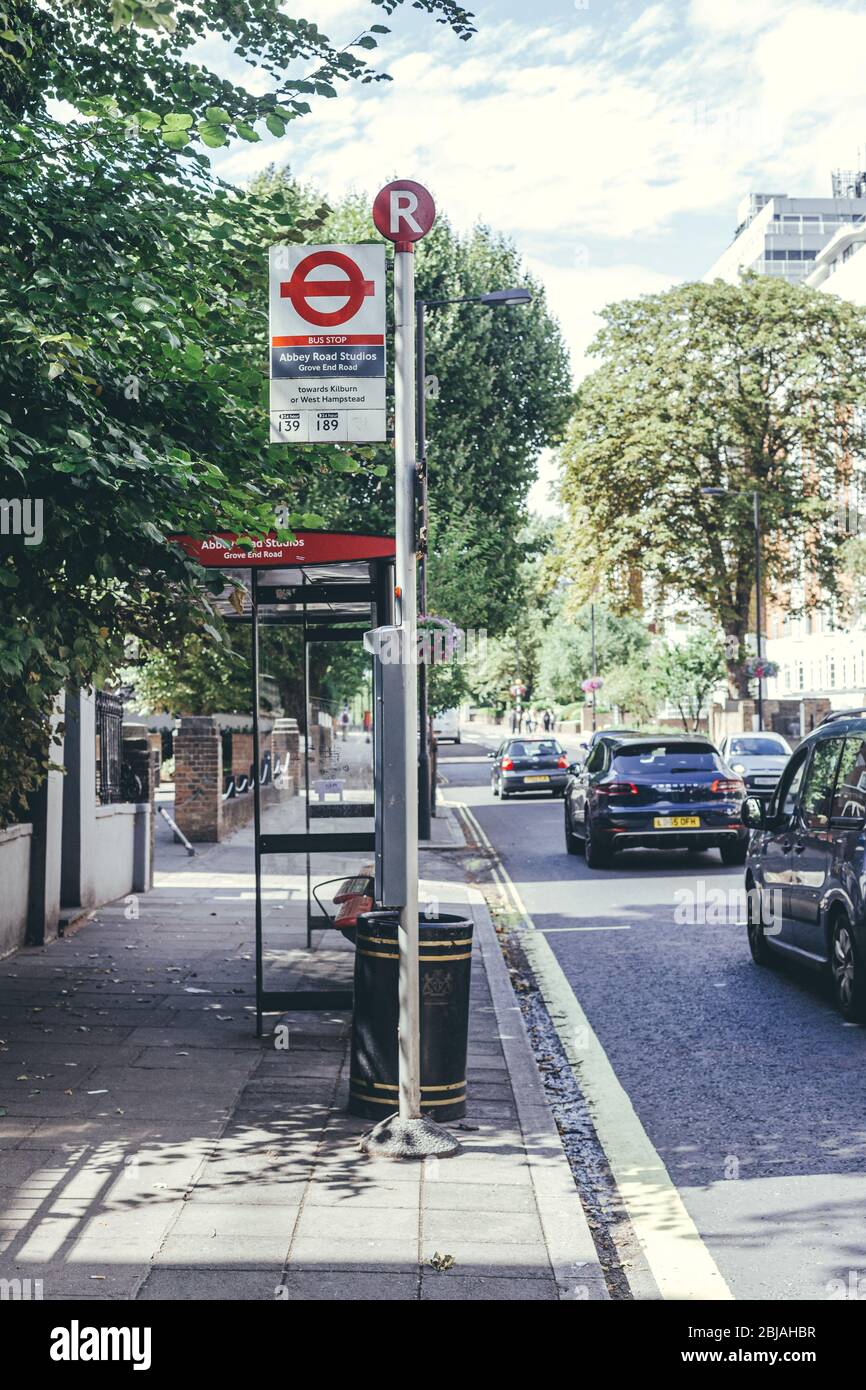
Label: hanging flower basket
xmin=581 ymin=676 xmax=604 ymax=694
xmin=744 ymin=657 xmax=778 ymax=681
xmin=418 ymin=613 xmax=461 ymax=664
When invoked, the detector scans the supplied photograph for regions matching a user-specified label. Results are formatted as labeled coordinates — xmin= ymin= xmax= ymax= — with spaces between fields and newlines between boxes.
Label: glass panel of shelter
xmin=218 ymin=560 xmax=389 ymax=1030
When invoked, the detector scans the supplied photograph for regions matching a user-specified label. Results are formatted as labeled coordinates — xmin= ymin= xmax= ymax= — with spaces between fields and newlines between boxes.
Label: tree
xmin=245 ymin=183 xmax=573 ymax=636
xmin=649 ymin=630 xmax=727 ymax=732
xmin=0 ymin=0 xmax=473 ymax=822
xmin=534 ymin=600 xmax=650 ymax=706
xmin=560 ymin=275 xmax=866 ymax=696
xmin=601 ymin=662 xmax=659 ymax=727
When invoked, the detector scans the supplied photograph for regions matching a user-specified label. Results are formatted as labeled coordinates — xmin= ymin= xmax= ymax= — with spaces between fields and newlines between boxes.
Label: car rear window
xmin=613 ymin=743 xmax=724 ymax=773
xmin=507 ymin=740 xmax=562 ymax=756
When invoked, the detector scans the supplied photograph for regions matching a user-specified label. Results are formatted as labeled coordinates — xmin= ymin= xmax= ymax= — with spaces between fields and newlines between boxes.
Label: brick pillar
xmin=174 ymin=716 xmax=222 ymax=842
xmin=231 ymin=731 xmax=255 ymax=780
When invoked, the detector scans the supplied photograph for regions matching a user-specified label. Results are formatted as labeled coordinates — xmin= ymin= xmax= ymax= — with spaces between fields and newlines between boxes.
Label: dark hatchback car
xmin=564 ymin=735 xmax=747 ymax=868
xmin=743 ymin=709 xmax=866 ymax=1022
xmin=489 ymin=738 xmax=569 ymax=798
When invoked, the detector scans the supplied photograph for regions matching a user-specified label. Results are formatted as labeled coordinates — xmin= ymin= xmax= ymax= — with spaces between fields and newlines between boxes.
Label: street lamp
xmin=701 ymin=486 xmax=764 ymax=730
xmin=416 ymin=286 xmax=532 ymax=838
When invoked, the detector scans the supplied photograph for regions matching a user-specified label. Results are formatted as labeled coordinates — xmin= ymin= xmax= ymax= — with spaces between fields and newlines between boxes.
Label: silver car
xmin=718 ymin=731 xmax=792 ymax=802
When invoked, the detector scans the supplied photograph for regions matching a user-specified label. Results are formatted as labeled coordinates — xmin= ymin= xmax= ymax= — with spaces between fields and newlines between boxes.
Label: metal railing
xmin=95 ymin=691 xmax=124 ymax=804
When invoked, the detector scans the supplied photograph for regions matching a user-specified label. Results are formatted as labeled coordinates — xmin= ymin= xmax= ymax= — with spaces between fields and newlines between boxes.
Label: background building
xmin=706 ymin=172 xmax=866 ymax=286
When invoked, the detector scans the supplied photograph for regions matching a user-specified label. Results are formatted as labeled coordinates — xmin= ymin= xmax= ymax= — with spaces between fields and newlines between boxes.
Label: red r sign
xmin=372 ymin=179 xmax=436 ymax=252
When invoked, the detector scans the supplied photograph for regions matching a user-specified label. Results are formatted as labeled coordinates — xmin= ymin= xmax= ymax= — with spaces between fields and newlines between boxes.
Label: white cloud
xmin=688 ymin=0 xmax=778 ymax=34
xmin=525 ymin=258 xmax=676 ymax=380
xmin=212 ymin=1 xmax=866 ymax=382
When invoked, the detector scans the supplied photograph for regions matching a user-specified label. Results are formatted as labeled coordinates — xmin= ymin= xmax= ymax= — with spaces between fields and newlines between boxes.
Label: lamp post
xmin=590 ymin=601 xmax=597 ymax=732
xmin=701 ymin=487 xmax=764 ymax=730
xmin=415 ymin=287 xmax=532 ymax=838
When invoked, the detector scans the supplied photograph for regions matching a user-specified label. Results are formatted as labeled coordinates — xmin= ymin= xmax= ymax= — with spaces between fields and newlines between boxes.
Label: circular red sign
xmin=281 ymin=249 xmax=375 ymax=327
xmin=372 ymin=180 xmax=436 ymax=249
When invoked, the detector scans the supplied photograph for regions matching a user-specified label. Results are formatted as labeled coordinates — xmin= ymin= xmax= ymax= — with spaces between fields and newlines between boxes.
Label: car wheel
xmin=746 ymin=880 xmax=772 ymax=967
xmin=584 ymin=813 xmax=612 ymax=869
xmin=565 ymin=803 xmax=582 ymax=856
xmin=501 ymin=788 xmax=511 ymax=800
xmin=830 ymin=918 xmax=866 ymax=1023
xmin=720 ymin=839 xmax=748 ymax=867
xmin=491 ymin=776 xmax=499 ymax=797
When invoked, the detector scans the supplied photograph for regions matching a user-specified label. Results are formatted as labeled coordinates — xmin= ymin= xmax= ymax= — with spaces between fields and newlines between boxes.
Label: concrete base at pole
xmin=358 ymin=1113 xmax=461 ymax=1160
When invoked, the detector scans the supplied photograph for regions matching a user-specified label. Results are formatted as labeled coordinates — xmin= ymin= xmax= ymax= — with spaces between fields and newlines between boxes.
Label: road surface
xmin=438 ymin=731 xmax=866 ymax=1302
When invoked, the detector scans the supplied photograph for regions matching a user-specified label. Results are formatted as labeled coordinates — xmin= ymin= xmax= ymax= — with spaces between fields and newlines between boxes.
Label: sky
xmin=209 ymin=0 xmax=866 ymax=508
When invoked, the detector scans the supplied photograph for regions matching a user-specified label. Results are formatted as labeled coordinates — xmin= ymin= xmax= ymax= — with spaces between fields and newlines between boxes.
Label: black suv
xmin=743 ymin=709 xmax=866 ymax=1022
xmin=565 ymin=734 xmax=747 ymax=868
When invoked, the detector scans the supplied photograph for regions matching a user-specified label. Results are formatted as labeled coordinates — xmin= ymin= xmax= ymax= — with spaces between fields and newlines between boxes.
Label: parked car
xmin=565 ymin=734 xmax=747 ymax=868
xmin=742 ymin=708 xmax=866 ymax=1021
xmin=717 ymin=731 xmax=792 ymax=802
xmin=489 ymin=737 xmax=569 ymax=798
xmin=432 ymin=708 xmax=461 ymax=744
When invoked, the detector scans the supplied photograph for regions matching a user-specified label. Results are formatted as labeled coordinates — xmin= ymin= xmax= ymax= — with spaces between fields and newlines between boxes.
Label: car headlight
xmin=732 ymin=763 xmax=746 ymax=774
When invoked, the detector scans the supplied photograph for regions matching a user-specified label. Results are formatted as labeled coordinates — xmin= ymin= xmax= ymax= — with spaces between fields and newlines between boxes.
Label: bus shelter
xmin=176 ymin=530 xmax=400 ymax=1034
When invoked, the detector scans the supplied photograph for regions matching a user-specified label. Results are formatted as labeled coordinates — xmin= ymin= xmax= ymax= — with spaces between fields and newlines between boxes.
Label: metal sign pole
xmin=362 ymin=179 xmax=458 ymax=1159
xmin=394 ymin=245 xmax=421 ymax=1122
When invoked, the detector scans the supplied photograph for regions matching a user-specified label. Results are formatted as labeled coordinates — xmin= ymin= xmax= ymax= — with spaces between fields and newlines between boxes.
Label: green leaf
xmin=183 ymin=343 xmax=204 ymax=370
xmin=265 ymin=114 xmax=286 ymax=138
xmin=161 ymin=128 xmax=190 ymax=149
xmin=357 ymin=35 xmax=377 ymax=49
xmin=205 ymin=107 xmax=231 ymax=125
xmin=134 ymin=109 xmax=162 ymax=130
xmin=199 ymin=124 xmax=227 ymax=149
xmin=47 ymin=360 xmax=65 ymax=380
xmin=235 ymin=121 xmax=260 ymax=142
xmin=67 ymin=429 xmax=91 ymax=448
xmin=163 ymin=112 xmax=194 ymax=130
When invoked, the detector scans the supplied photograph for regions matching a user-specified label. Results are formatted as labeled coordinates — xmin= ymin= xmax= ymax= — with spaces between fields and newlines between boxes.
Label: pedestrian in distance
xmin=340 ymin=703 xmax=350 ymax=741
xmin=542 ymin=709 xmax=551 ymax=733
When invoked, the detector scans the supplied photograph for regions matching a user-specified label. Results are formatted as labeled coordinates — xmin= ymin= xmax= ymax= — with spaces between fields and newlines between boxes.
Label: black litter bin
xmin=349 ymin=910 xmax=473 ymax=1121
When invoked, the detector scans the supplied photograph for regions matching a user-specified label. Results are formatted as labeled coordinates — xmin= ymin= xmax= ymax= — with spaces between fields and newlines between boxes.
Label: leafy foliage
xmin=250 ymin=186 xmax=572 ymax=635
xmin=0 ymin=0 xmax=474 ymax=822
xmin=534 ymin=600 xmax=650 ymax=707
xmin=648 ymin=629 xmax=727 ymax=732
xmin=560 ymin=275 xmax=866 ymax=695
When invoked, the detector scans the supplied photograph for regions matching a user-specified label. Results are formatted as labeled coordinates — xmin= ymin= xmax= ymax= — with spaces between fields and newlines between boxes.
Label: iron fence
xmin=95 ymin=691 xmax=123 ymax=804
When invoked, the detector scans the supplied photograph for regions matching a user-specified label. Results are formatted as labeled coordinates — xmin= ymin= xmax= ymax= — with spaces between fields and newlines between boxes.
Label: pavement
xmin=0 ymin=787 xmax=606 ymax=1301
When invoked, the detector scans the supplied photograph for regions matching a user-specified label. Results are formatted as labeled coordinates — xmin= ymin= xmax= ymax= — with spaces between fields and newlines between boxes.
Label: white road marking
xmin=453 ymin=799 xmax=734 ymax=1303
xmin=539 ymin=925 xmax=632 ymax=933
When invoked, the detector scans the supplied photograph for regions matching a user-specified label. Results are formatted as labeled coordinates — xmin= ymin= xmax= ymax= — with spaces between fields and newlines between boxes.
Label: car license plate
xmin=653 ymin=815 xmax=700 ymax=829
xmin=525 ymin=774 xmax=550 ymax=783
xmin=755 ymin=777 xmax=777 ymax=786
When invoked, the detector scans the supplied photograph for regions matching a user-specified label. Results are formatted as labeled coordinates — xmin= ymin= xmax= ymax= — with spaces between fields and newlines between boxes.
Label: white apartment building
xmin=706 ymin=176 xmax=866 ymax=286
